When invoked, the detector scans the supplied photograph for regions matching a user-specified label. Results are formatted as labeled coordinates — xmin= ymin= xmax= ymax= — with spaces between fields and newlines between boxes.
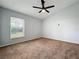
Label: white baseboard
xmin=0 ymin=37 xmax=41 ymax=48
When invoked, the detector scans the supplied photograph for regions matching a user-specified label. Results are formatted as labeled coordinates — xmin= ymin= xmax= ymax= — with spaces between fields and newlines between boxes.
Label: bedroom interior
xmin=0 ymin=0 xmax=79 ymax=59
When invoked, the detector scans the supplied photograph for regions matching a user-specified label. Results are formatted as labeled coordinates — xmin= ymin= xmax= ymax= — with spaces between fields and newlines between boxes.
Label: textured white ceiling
xmin=0 ymin=0 xmax=78 ymax=20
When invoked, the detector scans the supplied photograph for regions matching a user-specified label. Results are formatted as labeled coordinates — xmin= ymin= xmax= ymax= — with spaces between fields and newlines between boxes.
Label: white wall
xmin=0 ymin=7 xmax=42 ymax=47
xmin=0 ymin=8 xmax=2 ymax=44
xmin=43 ymin=1 xmax=79 ymax=44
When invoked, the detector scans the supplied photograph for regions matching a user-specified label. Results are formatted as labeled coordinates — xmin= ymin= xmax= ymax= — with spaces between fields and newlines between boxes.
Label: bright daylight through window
xmin=10 ymin=17 xmax=25 ymax=39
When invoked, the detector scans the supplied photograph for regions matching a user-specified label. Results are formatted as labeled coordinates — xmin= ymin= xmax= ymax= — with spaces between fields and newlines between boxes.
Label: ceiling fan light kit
xmin=33 ymin=0 xmax=55 ymax=13
xmin=42 ymin=9 xmax=46 ymax=13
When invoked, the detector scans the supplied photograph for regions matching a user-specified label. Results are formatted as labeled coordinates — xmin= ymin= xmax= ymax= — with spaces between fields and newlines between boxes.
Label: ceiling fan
xmin=33 ymin=0 xmax=55 ymax=13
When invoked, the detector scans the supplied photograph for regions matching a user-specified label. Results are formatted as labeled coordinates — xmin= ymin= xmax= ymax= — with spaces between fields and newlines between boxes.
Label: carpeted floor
xmin=0 ymin=38 xmax=79 ymax=59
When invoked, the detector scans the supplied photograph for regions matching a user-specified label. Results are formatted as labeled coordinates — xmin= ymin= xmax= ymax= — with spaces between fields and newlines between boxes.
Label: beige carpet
xmin=0 ymin=38 xmax=79 ymax=59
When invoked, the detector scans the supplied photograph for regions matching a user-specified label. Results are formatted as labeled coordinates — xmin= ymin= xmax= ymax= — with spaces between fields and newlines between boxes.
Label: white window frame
xmin=10 ymin=17 xmax=25 ymax=39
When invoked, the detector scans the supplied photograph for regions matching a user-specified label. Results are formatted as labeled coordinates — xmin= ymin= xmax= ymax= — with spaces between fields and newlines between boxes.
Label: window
xmin=10 ymin=17 xmax=25 ymax=39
